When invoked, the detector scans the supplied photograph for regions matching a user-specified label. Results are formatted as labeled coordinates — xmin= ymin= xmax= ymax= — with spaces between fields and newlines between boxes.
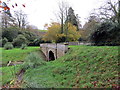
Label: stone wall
xmin=40 ymin=43 xmax=68 ymax=61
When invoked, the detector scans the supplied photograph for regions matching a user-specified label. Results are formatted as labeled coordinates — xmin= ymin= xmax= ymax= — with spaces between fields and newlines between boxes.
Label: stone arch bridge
xmin=40 ymin=43 xmax=68 ymax=61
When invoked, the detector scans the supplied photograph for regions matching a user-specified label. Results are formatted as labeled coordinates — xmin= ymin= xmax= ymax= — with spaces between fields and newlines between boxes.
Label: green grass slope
xmin=1 ymin=47 xmax=40 ymax=65
xmin=24 ymin=46 xmax=119 ymax=88
xmin=1 ymin=65 xmax=21 ymax=85
xmin=1 ymin=47 xmax=40 ymax=86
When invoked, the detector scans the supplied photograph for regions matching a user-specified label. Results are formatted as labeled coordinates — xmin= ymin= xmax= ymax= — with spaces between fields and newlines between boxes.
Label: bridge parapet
xmin=57 ymin=44 xmax=68 ymax=52
xmin=40 ymin=43 xmax=68 ymax=61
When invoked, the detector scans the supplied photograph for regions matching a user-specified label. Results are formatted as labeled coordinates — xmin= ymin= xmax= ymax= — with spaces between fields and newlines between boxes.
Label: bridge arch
xmin=49 ymin=50 xmax=55 ymax=61
xmin=40 ymin=43 xmax=68 ymax=61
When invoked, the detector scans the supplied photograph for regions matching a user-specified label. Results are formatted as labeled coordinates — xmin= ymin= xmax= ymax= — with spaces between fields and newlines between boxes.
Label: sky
xmin=1 ymin=0 xmax=110 ymax=29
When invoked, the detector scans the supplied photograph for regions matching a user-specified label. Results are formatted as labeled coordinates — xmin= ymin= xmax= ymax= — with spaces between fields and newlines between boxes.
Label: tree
xmin=118 ymin=0 xmax=120 ymax=23
xmin=22 ymin=31 xmax=37 ymax=43
xmin=89 ymin=0 xmax=120 ymax=46
xmin=92 ymin=0 xmax=120 ymax=23
xmin=1 ymin=13 xmax=16 ymax=28
xmin=1 ymin=13 xmax=9 ymax=28
xmin=90 ymin=21 xmax=120 ymax=46
xmin=14 ymin=10 xmax=28 ymax=29
xmin=76 ymin=14 xmax=82 ymax=30
xmin=82 ymin=15 xmax=100 ymax=41
xmin=66 ymin=23 xmax=80 ymax=41
xmin=65 ymin=7 xmax=79 ymax=31
xmin=43 ymin=22 xmax=80 ymax=43
xmin=26 ymin=25 xmax=38 ymax=30
xmin=1 ymin=10 xmax=28 ymax=29
xmin=13 ymin=34 xmax=27 ymax=47
xmin=43 ymin=22 xmax=61 ymax=43
xmin=2 ymin=27 xmax=19 ymax=42
xmin=64 ymin=7 xmax=81 ymax=42
xmin=57 ymin=1 xmax=69 ymax=34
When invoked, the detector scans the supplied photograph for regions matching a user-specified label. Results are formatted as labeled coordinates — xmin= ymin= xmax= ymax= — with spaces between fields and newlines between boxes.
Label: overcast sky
xmin=1 ymin=0 xmax=110 ymax=29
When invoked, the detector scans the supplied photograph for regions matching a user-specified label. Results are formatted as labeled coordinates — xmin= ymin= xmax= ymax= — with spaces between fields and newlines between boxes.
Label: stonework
xmin=40 ymin=43 xmax=68 ymax=61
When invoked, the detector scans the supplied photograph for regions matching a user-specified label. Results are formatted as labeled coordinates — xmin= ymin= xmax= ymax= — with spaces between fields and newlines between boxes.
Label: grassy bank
xmin=1 ymin=47 xmax=40 ymax=86
xmin=23 ymin=45 xmax=119 ymax=88
xmin=1 ymin=47 xmax=40 ymax=65
xmin=1 ymin=65 xmax=21 ymax=86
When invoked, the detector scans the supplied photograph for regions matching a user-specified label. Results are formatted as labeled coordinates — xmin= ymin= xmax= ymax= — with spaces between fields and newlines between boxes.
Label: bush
xmin=32 ymin=37 xmax=45 ymax=46
xmin=13 ymin=34 xmax=27 ymax=47
xmin=4 ymin=42 xmax=13 ymax=50
xmin=2 ymin=38 xmax=8 ymax=46
xmin=56 ymin=35 xmax=66 ymax=43
xmin=21 ymin=44 xmax=27 ymax=50
xmin=22 ymin=52 xmax=46 ymax=69
xmin=20 ymin=31 xmax=37 ymax=45
xmin=90 ymin=21 xmax=120 ymax=46
xmin=0 ymin=39 xmax=2 ymax=47
xmin=0 ymin=38 xmax=8 ymax=47
xmin=2 ymin=27 xmax=19 ymax=42
xmin=23 ymin=31 xmax=37 ymax=42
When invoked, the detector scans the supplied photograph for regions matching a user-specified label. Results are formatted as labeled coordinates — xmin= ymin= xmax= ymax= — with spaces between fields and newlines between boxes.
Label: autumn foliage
xmin=43 ymin=22 xmax=80 ymax=43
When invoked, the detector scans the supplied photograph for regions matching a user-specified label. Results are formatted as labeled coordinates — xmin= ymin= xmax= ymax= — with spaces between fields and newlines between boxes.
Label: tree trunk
xmin=61 ymin=13 xmax=64 ymax=34
xmin=118 ymin=0 xmax=120 ymax=24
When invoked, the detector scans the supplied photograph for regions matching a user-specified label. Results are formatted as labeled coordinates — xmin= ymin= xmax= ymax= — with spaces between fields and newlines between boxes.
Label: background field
xmin=1 ymin=47 xmax=40 ymax=66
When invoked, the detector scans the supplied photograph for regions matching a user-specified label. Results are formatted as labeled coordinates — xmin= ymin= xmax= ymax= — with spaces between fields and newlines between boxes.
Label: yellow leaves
xmin=10 ymin=80 xmax=14 ymax=85
xmin=67 ymin=23 xmax=80 ymax=41
xmin=43 ymin=22 xmax=81 ymax=42
xmin=57 ymin=33 xmax=65 ymax=38
xmin=43 ymin=22 xmax=61 ymax=42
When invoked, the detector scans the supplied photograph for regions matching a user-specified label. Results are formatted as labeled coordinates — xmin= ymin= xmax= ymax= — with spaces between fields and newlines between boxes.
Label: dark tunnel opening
xmin=49 ymin=51 xmax=55 ymax=61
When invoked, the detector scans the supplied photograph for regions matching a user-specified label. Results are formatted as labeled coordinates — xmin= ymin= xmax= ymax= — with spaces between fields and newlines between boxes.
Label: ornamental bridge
xmin=40 ymin=43 xmax=69 ymax=61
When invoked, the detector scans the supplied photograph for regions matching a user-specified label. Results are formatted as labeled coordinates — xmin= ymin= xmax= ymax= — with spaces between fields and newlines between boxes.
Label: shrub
xmin=2 ymin=38 xmax=8 ymax=46
xmin=23 ymin=31 xmax=37 ymax=42
xmin=21 ymin=44 xmax=27 ymax=50
xmin=4 ymin=42 xmax=13 ymax=50
xmin=32 ymin=37 xmax=45 ymax=46
xmin=22 ymin=52 xmax=46 ymax=69
xmin=0 ymin=39 xmax=2 ymax=47
xmin=90 ymin=21 xmax=120 ymax=46
xmin=2 ymin=27 xmax=18 ymax=42
xmin=0 ymin=38 xmax=8 ymax=47
xmin=13 ymin=34 xmax=27 ymax=47
xmin=56 ymin=34 xmax=66 ymax=43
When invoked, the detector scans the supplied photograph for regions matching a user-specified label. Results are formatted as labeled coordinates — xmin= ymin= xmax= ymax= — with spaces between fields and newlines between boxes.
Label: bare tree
xmin=1 ymin=13 xmax=16 ymax=28
xmin=1 ymin=13 xmax=8 ymax=28
xmin=57 ymin=1 xmax=69 ymax=34
xmin=91 ymin=0 xmax=120 ymax=23
xmin=14 ymin=10 xmax=28 ymax=29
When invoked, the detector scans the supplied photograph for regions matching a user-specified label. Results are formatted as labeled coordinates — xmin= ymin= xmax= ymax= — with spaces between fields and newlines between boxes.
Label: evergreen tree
xmin=65 ymin=7 xmax=79 ymax=31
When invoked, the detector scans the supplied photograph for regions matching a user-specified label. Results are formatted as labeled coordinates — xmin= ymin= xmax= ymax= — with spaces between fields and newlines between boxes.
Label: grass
xmin=1 ymin=46 xmax=40 ymax=86
xmin=1 ymin=65 xmax=21 ymax=85
xmin=21 ymin=51 xmax=46 ymax=69
xmin=23 ymin=45 xmax=119 ymax=88
xmin=1 ymin=46 xmax=40 ymax=65
xmin=38 ymin=30 xmax=47 ymax=32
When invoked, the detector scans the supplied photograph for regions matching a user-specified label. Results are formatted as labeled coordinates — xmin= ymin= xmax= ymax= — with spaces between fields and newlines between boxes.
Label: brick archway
xmin=49 ymin=51 xmax=55 ymax=61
